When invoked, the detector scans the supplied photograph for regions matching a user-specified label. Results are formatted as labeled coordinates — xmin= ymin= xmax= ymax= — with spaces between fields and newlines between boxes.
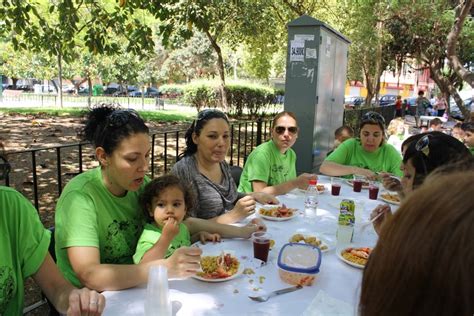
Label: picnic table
xmin=102 ymin=176 xmax=392 ymax=315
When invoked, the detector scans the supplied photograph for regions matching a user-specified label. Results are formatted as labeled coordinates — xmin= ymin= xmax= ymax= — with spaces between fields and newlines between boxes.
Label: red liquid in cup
xmin=253 ymin=237 xmax=270 ymax=262
xmin=331 ymin=184 xmax=341 ymax=196
xmin=369 ymin=186 xmax=379 ymax=200
xmin=353 ymin=180 xmax=363 ymax=192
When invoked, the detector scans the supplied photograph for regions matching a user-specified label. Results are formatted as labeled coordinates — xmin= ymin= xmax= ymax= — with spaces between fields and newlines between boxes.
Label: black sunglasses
xmin=415 ymin=134 xmax=430 ymax=157
xmin=414 ymin=134 xmax=431 ymax=175
xmin=107 ymin=109 xmax=140 ymax=128
xmin=0 ymin=156 xmax=11 ymax=181
xmin=275 ymin=126 xmax=298 ymax=135
xmin=362 ymin=112 xmax=385 ymax=125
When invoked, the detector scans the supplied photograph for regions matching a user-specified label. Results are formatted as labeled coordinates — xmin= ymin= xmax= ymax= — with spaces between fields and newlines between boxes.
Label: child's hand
xmin=199 ymin=231 xmax=221 ymax=244
xmin=162 ymin=218 xmax=180 ymax=239
xmin=240 ymin=219 xmax=267 ymax=239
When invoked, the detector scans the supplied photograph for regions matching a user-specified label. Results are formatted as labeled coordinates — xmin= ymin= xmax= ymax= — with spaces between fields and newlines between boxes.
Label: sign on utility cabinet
xmin=284 ymin=15 xmax=350 ymax=173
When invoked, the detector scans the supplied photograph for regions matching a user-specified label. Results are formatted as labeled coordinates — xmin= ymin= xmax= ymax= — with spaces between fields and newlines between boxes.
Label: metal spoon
xmin=248 ymin=285 xmax=303 ymax=302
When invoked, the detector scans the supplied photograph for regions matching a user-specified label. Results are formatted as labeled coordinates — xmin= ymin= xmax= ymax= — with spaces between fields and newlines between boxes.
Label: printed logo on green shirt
xmin=103 ymin=220 xmax=143 ymax=264
xmin=0 ymin=266 xmax=14 ymax=313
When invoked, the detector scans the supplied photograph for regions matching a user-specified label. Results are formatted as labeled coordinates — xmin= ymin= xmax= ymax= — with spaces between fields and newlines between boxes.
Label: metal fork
xmin=248 ymin=285 xmax=303 ymax=302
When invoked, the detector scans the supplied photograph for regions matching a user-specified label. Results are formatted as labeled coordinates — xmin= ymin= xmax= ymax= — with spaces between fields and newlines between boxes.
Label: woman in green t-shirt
xmin=320 ymin=112 xmax=402 ymax=179
xmin=0 ymin=143 xmax=105 ymax=315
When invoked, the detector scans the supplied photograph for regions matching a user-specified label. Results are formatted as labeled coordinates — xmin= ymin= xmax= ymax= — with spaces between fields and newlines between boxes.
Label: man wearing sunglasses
xmin=238 ymin=112 xmax=317 ymax=195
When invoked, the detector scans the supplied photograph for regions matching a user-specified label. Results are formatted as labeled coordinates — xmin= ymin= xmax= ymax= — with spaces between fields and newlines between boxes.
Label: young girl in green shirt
xmin=134 ymin=174 xmax=266 ymax=263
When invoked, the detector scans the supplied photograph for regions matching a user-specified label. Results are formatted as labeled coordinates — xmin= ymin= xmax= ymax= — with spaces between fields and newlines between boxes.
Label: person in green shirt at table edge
xmin=238 ymin=111 xmax=317 ymax=195
xmin=320 ymin=111 xmax=403 ymax=179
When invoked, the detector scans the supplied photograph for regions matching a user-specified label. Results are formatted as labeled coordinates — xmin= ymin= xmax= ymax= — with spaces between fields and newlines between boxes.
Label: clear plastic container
xmin=277 ymin=243 xmax=321 ymax=286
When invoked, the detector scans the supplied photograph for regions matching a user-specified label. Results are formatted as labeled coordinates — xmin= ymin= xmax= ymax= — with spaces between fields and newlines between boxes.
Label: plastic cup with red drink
xmin=252 ymin=232 xmax=272 ymax=263
xmin=331 ymin=177 xmax=341 ymax=196
xmin=353 ymin=175 xmax=365 ymax=192
xmin=368 ymin=182 xmax=380 ymax=200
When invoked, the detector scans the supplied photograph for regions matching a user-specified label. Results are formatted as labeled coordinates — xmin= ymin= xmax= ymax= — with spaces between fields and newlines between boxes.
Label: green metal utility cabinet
xmin=284 ymin=15 xmax=350 ymax=173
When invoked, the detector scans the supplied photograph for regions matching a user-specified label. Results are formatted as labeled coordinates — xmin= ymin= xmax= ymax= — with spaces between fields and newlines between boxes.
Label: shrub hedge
xmin=181 ymin=82 xmax=282 ymax=117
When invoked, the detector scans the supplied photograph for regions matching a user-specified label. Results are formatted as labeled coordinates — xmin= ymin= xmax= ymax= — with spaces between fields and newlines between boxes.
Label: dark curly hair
xmin=82 ymin=103 xmax=149 ymax=155
xmin=139 ymin=174 xmax=195 ymax=223
xmin=403 ymin=132 xmax=471 ymax=189
xmin=179 ymin=109 xmax=229 ymax=158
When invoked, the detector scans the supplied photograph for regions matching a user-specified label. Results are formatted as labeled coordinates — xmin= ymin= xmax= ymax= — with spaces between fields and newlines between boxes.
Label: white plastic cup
xmin=145 ymin=265 xmax=171 ymax=316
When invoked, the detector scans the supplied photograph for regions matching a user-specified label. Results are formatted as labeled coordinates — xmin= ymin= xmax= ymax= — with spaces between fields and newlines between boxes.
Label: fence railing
xmin=2 ymin=118 xmax=273 ymax=214
xmin=0 ymin=93 xmax=172 ymax=110
xmin=2 ymin=104 xmax=395 ymax=216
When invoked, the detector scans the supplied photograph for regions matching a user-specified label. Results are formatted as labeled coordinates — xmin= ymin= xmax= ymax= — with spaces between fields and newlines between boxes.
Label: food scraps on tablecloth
xmin=289 ymin=234 xmax=328 ymax=251
xmin=197 ymin=253 xmax=240 ymax=279
xmin=341 ymin=247 xmax=372 ymax=266
xmin=243 ymin=268 xmax=255 ymax=275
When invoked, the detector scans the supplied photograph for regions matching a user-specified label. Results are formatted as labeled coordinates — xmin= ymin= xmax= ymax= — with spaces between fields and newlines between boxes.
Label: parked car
xmin=344 ymin=96 xmax=365 ymax=109
xmin=112 ymin=86 xmax=137 ymax=97
xmin=378 ymin=94 xmax=398 ymax=106
xmin=103 ymin=86 xmax=119 ymax=96
xmin=449 ymin=96 xmax=474 ymax=121
xmin=129 ymin=87 xmax=162 ymax=98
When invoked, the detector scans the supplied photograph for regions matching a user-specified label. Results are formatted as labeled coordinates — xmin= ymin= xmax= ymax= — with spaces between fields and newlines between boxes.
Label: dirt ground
xmin=0 ymin=111 xmax=190 ymax=315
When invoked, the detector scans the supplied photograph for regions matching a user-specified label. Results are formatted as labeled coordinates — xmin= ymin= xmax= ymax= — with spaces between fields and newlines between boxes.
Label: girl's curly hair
xmin=139 ymin=174 xmax=195 ymax=223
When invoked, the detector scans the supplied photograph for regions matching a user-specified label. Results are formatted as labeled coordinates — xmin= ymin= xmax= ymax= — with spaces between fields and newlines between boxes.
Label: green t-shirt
xmin=133 ymin=223 xmax=191 ymax=263
xmin=0 ymin=186 xmax=51 ymax=315
xmin=238 ymin=140 xmax=297 ymax=193
xmin=55 ymin=167 xmax=149 ymax=287
xmin=325 ymin=138 xmax=403 ymax=177
xmin=470 ymin=147 xmax=474 ymax=155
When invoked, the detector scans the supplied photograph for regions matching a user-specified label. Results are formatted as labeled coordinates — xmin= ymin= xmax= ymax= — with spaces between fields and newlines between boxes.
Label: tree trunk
xmin=87 ymin=76 xmax=92 ymax=107
xmin=205 ymin=30 xmax=228 ymax=111
xmin=373 ymin=21 xmax=384 ymax=107
xmin=446 ymin=0 xmax=474 ymax=88
xmin=428 ymin=62 xmax=470 ymax=121
xmin=57 ymin=51 xmax=64 ymax=108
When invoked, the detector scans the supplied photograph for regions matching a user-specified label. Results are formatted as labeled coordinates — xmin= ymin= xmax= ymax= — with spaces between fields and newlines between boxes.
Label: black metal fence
xmin=2 ymin=118 xmax=273 ymax=214
xmin=2 ymin=105 xmax=394 ymax=216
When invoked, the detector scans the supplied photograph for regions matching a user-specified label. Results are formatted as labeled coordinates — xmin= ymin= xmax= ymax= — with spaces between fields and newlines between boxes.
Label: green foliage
xmin=182 ymin=83 xmax=219 ymax=112
xmin=182 ymin=81 xmax=279 ymax=117
xmin=225 ymin=83 xmax=276 ymax=117
xmin=159 ymin=84 xmax=184 ymax=98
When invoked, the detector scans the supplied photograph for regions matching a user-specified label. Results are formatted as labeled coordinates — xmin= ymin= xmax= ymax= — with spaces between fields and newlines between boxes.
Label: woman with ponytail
xmin=172 ymin=109 xmax=278 ymax=223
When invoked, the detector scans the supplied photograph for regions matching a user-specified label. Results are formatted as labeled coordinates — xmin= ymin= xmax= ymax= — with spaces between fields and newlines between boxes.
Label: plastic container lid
xmin=308 ymin=179 xmax=317 ymax=185
xmin=277 ymin=243 xmax=321 ymax=274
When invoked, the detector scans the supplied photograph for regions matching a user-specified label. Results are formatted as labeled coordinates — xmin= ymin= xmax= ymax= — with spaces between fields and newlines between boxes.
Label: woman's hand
xmin=231 ymin=195 xmax=257 ymax=220
xmin=66 ymin=288 xmax=105 ymax=316
xmin=371 ymin=204 xmax=392 ymax=235
xmin=294 ymin=173 xmax=318 ymax=190
xmin=199 ymin=231 xmax=221 ymax=244
xmin=251 ymin=192 xmax=279 ymax=205
xmin=379 ymin=173 xmax=402 ymax=192
xmin=353 ymin=167 xmax=376 ymax=180
xmin=164 ymin=247 xmax=202 ymax=278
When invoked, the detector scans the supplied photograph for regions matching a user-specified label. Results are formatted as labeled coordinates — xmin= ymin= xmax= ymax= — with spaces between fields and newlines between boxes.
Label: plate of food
xmin=192 ymin=252 xmax=244 ymax=282
xmin=296 ymin=184 xmax=327 ymax=194
xmin=379 ymin=192 xmax=401 ymax=205
xmin=345 ymin=179 xmax=370 ymax=189
xmin=337 ymin=246 xmax=372 ymax=269
xmin=289 ymin=233 xmax=332 ymax=252
xmin=257 ymin=204 xmax=298 ymax=221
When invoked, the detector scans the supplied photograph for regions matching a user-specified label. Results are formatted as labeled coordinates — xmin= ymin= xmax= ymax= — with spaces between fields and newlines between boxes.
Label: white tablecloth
xmin=103 ymin=176 xmax=388 ymax=316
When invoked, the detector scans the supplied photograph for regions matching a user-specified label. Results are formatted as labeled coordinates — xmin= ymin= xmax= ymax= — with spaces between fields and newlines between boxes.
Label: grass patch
xmin=0 ymin=107 xmax=196 ymax=122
